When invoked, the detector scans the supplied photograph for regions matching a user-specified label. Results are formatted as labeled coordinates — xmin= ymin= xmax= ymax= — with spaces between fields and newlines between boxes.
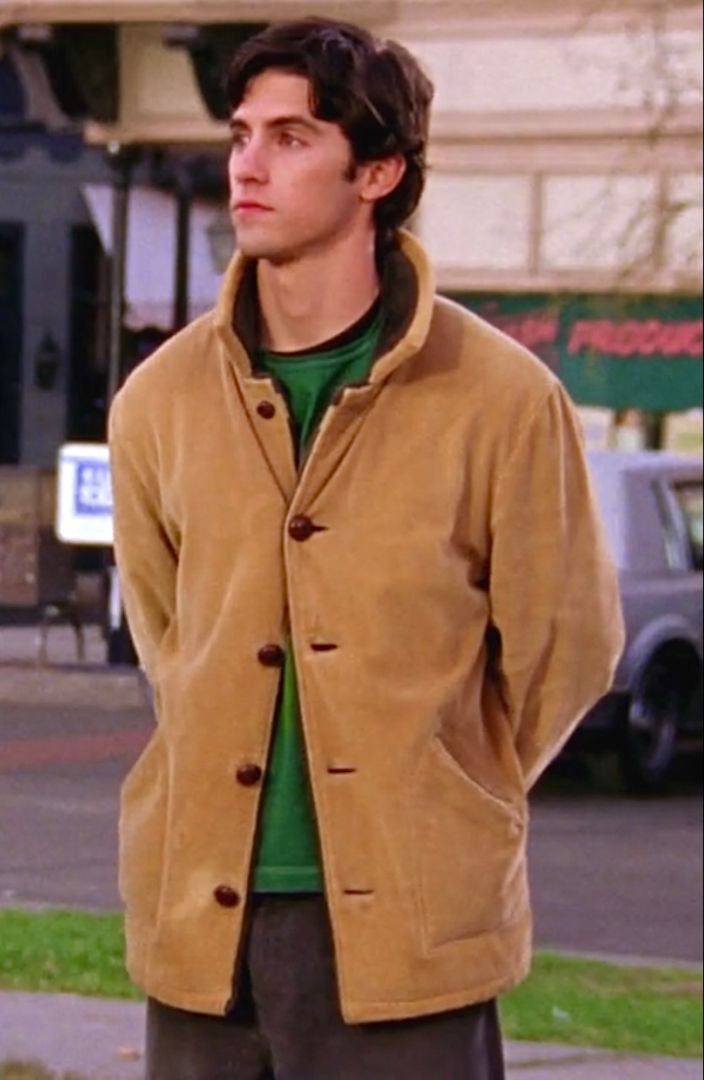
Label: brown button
xmin=288 ymin=515 xmax=315 ymax=542
xmin=257 ymin=643 xmax=285 ymax=667
xmin=236 ymin=763 xmax=263 ymax=787
xmin=257 ymin=400 xmax=276 ymax=419
xmin=213 ymin=885 xmax=240 ymax=908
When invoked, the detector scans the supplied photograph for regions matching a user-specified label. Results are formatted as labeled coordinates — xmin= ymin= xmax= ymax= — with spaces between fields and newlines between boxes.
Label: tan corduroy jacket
xmin=109 ymin=230 xmax=624 ymax=1023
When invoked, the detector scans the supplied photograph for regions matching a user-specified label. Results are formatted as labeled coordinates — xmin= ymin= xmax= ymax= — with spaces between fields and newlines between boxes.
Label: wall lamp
xmin=34 ymin=332 xmax=61 ymax=391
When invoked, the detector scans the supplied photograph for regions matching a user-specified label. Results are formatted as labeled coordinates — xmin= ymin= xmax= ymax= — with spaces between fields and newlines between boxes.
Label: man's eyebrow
xmin=228 ymin=114 xmax=322 ymax=134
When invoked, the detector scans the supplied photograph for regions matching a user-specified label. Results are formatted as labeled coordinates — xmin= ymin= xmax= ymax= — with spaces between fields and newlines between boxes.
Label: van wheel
xmin=619 ymin=658 xmax=679 ymax=794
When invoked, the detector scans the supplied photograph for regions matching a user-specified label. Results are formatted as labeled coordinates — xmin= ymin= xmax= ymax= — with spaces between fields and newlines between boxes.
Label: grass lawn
xmin=0 ymin=909 xmax=701 ymax=1059
xmin=0 ymin=910 xmax=139 ymax=1001
xmin=502 ymin=951 xmax=703 ymax=1059
xmin=0 ymin=1065 xmax=92 ymax=1080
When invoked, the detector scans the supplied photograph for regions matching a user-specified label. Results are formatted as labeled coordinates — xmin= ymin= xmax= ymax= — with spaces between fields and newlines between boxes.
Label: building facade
xmin=0 ymin=0 xmax=702 ymax=464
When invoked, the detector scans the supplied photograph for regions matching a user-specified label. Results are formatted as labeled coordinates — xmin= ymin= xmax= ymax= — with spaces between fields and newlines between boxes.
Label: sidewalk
xmin=0 ymin=990 xmax=701 ymax=1079
xmin=0 ymin=625 xmax=143 ymax=711
xmin=0 ymin=623 xmax=107 ymax=669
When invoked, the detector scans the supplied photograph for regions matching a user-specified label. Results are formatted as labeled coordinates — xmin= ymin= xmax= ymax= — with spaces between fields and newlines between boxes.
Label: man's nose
xmin=230 ymin=138 xmax=268 ymax=182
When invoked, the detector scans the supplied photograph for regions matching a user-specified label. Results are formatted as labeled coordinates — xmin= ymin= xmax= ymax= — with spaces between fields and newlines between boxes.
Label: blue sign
xmin=74 ymin=461 xmax=113 ymax=516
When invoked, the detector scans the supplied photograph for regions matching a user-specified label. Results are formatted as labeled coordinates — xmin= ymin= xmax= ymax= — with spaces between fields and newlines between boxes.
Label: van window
xmin=673 ymin=482 xmax=704 ymax=572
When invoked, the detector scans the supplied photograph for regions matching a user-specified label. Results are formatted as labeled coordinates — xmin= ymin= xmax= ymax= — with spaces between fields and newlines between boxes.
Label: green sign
xmin=454 ymin=293 xmax=703 ymax=412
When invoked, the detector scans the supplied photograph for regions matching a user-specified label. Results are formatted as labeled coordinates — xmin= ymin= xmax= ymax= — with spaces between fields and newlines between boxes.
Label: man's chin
xmin=235 ymin=235 xmax=296 ymax=265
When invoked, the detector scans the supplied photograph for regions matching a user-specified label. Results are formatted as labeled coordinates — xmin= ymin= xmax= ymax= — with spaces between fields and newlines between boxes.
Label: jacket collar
xmin=213 ymin=230 xmax=435 ymax=387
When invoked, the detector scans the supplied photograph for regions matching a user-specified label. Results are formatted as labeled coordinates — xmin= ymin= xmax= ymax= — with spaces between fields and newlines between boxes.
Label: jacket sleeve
xmin=108 ymin=389 xmax=178 ymax=686
xmin=489 ymin=382 xmax=625 ymax=791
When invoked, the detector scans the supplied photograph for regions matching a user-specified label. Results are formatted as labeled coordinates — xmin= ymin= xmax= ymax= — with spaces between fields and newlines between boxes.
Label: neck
xmin=256 ymin=229 xmax=380 ymax=352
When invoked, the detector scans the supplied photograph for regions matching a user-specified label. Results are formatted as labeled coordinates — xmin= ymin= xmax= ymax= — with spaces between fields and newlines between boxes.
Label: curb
xmin=0 ymin=663 xmax=146 ymax=710
xmin=539 ymin=947 xmax=704 ymax=974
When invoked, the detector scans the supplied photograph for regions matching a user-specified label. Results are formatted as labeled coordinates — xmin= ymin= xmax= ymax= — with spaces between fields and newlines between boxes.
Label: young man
xmin=109 ymin=18 xmax=624 ymax=1079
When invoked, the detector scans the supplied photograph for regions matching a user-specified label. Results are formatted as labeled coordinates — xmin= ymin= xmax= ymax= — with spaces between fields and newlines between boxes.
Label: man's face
xmin=228 ymin=70 xmax=371 ymax=263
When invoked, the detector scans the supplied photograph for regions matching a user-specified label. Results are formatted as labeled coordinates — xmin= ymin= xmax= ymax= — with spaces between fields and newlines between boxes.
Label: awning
xmin=82 ymin=183 xmax=230 ymax=332
xmin=458 ymin=293 xmax=704 ymax=412
xmin=0 ymin=43 xmax=69 ymax=128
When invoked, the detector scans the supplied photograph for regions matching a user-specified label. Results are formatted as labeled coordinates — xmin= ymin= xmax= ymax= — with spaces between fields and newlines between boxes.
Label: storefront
xmin=0 ymin=42 xmax=230 ymax=466
xmin=454 ymin=293 xmax=704 ymax=450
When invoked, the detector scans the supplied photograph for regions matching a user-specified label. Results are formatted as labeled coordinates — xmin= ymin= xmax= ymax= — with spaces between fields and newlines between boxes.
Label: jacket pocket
xmin=118 ymin=730 xmax=168 ymax=928
xmin=412 ymin=735 xmax=527 ymax=949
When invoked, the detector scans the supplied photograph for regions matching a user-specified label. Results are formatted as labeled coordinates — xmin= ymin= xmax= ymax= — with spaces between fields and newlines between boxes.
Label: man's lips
xmin=233 ymin=201 xmax=272 ymax=212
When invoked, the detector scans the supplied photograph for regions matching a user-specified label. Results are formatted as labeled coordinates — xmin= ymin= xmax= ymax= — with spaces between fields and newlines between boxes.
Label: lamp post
xmin=105 ymin=141 xmax=139 ymax=666
xmin=106 ymin=141 xmax=138 ymax=408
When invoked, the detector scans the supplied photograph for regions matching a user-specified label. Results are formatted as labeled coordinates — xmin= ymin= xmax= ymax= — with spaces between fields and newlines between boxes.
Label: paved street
xmin=0 ymin=701 xmax=149 ymax=910
xmin=529 ymin=769 xmax=703 ymax=963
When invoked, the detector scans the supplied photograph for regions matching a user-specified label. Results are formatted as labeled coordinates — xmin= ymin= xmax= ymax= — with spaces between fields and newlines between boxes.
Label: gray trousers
xmin=146 ymin=894 xmax=506 ymax=1080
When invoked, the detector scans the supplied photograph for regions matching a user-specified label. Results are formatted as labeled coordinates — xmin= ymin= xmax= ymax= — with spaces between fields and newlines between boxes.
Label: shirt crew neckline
xmin=263 ymin=296 xmax=382 ymax=360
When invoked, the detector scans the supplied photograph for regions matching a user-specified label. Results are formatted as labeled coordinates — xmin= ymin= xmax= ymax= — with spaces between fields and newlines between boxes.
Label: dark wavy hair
xmin=225 ymin=18 xmax=434 ymax=245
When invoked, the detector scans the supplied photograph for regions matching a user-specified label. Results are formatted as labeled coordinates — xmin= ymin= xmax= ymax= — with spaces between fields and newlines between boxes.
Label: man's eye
xmin=279 ymin=131 xmax=304 ymax=147
xmin=230 ymin=132 xmax=248 ymax=149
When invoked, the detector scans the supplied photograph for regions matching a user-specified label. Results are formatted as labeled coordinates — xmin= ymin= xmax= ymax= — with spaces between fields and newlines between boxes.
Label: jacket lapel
xmin=213 ymin=231 xmax=435 ymax=506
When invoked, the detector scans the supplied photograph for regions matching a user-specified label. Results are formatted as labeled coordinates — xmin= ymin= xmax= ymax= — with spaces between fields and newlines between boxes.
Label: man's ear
xmin=359 ymin=154 xmax=407 ymax=204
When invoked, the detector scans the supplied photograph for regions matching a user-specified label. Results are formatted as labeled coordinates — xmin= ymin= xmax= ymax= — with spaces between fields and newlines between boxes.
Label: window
xmin=673 ymin=482 xmax=704 ymax=572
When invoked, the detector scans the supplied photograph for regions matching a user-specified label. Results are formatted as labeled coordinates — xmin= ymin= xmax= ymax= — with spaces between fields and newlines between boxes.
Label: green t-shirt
xmin=252 ymin=302 xmax=382 ymax=892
